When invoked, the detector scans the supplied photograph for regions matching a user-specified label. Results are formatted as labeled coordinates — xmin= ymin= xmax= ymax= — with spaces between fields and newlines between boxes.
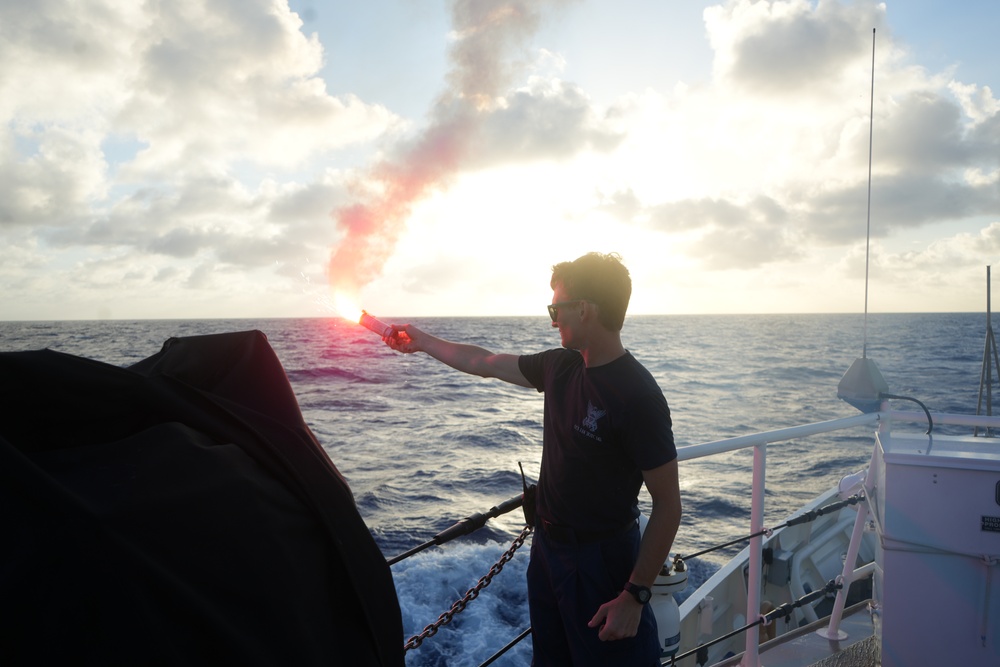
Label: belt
xmin=538 ymin=518 xmax=637 ymax=545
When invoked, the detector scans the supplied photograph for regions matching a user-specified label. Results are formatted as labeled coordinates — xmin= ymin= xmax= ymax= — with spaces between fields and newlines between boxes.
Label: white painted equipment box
xmin=871 ymin=430 xmax=1000 ymax=667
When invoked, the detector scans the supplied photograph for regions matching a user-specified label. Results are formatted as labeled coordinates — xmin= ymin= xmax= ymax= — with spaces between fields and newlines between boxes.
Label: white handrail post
xmin=819 ymin=424 xmax=881 ymax=641
xmin=819 ymin=408 xmax=884 ymax=641
xmin=741 ymin=442 xmax=766 ymax=667
xmin=818 ymin=504 xmax=869 ymax=640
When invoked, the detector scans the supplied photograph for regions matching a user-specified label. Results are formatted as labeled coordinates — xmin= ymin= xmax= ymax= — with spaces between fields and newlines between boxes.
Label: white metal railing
xmin=670 ymin=406 xmax=1000 ymax=667
xmin=674 ymin=412 xmax=881 ymax=463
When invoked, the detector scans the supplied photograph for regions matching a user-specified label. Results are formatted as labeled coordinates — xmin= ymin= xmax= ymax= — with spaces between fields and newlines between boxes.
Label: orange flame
xmin=332 ymin=292 xmax=363 ymax=323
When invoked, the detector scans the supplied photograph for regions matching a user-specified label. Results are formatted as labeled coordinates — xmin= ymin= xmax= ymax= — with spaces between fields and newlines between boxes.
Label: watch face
xmin=627 ymin=583 xmax=651 ymax=603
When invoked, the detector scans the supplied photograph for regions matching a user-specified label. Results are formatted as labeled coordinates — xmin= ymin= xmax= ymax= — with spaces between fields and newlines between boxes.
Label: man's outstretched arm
xmin=385 ymin=323 xmax=532 ymax=388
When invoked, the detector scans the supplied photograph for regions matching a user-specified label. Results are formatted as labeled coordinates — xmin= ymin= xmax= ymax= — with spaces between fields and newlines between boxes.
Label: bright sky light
xmin=1 ymin=0 xmax=997 ymax=320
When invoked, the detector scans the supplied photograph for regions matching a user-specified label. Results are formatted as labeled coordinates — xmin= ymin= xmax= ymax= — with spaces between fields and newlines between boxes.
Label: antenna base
xmin=838 ymin=357 xmax=889 ymax=413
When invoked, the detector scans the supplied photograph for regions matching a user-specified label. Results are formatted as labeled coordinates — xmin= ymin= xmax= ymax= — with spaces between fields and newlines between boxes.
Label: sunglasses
xmin=547 ymin=300 xmax=586 ymax=322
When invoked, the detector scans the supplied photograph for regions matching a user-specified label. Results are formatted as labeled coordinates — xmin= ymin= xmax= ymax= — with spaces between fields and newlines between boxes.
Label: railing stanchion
xmin=819 ymin=431 xmax=881 ymax=641
xmin=741 ymin=442 xmax=766 ymax=667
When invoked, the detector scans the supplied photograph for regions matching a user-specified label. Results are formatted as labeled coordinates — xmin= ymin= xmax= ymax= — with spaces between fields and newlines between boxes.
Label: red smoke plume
xmin=327 ymin=1 xmax=548 ymax=299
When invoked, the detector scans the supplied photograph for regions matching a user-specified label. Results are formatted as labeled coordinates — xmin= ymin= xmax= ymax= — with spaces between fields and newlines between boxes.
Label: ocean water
xmin=1 ymin=313 xmax=994 ymax=665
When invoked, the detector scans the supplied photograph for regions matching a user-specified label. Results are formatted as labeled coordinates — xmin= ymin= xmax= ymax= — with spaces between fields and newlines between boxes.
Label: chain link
xmin=403 ymin=525 xmax=533 ymax=653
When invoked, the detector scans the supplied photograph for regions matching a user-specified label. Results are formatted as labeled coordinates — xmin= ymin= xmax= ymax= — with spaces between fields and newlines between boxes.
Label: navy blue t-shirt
xmin=518 ymin=348 xmax=676 ymax=532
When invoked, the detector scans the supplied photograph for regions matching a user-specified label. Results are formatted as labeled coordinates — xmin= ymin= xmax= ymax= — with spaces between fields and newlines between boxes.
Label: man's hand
xmin=384 ymin=324 xmax=418 ymax=353
xmin=587 ymin=590 xmax=643 ymax=641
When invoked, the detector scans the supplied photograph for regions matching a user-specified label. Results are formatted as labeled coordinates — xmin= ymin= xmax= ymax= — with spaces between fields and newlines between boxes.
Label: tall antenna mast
xmin=862 ymin=28 xmax=876 ymax=359
xmin=837 ymin=28 xmax=890 ymax=414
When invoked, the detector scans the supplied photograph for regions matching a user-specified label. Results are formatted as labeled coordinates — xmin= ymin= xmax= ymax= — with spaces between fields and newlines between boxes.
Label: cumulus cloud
xmin=116 ymin=1 xmax=394 ymax=176
xmin=1 ymin=0 xmax=394 ymax=214
xmin=0 ymin=0 xmax=401 ymax=317
xmin=709 ymin=0 xmax=879 ymax=96
xmin=471 ymin=79 xmax=623 ymax=165
xmin=616 ymin=0 xmax=1000 ymax=272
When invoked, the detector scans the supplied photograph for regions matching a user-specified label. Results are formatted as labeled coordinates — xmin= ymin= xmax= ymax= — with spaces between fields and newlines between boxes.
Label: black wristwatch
xmin=624 ymin=581 xmax=651 ymax=605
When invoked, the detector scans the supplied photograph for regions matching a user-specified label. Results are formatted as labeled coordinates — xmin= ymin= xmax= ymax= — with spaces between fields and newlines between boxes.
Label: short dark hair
xmin=550 ymin=252 xmax=631 ymax=331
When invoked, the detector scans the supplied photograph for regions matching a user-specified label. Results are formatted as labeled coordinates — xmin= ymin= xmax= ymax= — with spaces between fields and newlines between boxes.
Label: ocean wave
xmin=285 ymin=366 xmax=381 ymax=383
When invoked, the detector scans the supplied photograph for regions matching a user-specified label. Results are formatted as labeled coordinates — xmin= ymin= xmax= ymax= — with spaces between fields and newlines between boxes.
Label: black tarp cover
xmin=0 ymin=330 xmax=403 ymax=666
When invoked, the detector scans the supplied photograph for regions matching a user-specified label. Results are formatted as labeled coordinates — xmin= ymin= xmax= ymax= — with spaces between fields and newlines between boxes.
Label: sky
xmin=1 ymin=0 xmax=998 ymax=321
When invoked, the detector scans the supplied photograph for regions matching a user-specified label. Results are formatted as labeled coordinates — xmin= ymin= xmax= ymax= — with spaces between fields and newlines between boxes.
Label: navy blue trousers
xmin=527 ymin=524 xmax=660 ymax=666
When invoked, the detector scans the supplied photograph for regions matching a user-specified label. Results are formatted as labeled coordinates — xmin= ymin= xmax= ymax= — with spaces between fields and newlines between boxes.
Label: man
xmin=385 ymin=252 xmax=681 ymax=666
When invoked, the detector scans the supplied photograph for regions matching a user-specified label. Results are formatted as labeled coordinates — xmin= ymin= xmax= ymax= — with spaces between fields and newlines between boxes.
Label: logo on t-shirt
xmin=576 ymin=401 xmax=607 ymax=441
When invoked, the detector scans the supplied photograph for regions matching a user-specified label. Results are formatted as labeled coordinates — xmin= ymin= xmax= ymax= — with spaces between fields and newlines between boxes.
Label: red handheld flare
xmin=359 ymin=310 xmax=394 ymax=338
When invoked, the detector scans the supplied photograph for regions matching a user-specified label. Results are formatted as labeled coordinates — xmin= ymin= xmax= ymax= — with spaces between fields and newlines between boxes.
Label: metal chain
xmin=403 ymin=525 xmax=533 ymax=653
